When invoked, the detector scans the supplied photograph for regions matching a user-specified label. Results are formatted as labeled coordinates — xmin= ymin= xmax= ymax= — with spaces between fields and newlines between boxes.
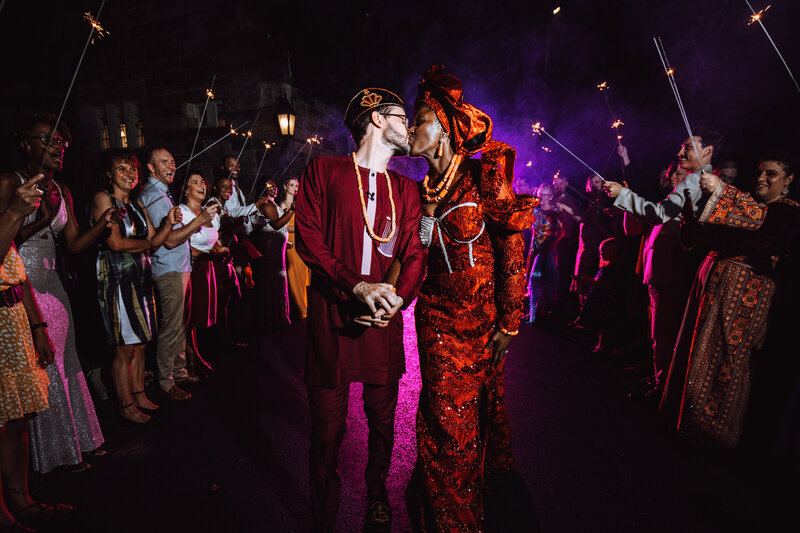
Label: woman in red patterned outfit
xmin=659 ymin=153 xmax=798 ymax=448
xmin=407 ymin=65 xmax=534 ymax=532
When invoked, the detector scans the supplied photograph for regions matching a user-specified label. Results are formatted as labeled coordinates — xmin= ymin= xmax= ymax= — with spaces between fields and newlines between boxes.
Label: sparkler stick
xmin=42 ymin=0 xmax=107 ymax=173
xmin=174 ymin=121 xmax=248 ymax=170
xmin=653 ymin=37 xmax=704 ymax=169
xmin=257 ymin=135 xmax=321 ymax=198
xmin=531 ymin=122 xmax=606 ymax=182
xmin=179 ymin=75 xmax=216 ymax=200
xmin=596 ymin=81 xmax=626 ymax=177
xmin=248 ymin=141 xmax=273 ymax=199
xmin=744 ymin=1 xmax=800 ymax=96
xmin=226 ymin=110 xmax=260 ymax=184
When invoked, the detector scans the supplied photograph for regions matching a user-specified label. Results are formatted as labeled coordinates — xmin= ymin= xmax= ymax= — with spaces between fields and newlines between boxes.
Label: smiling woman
xmin=659 ymin=151 xmax=800 ymax=448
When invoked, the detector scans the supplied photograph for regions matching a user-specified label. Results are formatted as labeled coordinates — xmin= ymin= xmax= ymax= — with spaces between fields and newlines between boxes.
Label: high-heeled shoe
xmin=131 ymin=391 xmax=159 ymax=411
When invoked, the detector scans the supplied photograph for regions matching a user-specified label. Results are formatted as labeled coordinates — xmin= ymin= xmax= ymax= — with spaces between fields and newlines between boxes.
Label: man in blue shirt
xmin=141 ymin=147 xmax=219 ymax=400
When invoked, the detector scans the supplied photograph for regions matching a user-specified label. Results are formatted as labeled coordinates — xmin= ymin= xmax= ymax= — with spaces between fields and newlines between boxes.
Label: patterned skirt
xmin=97 ymin=250 xmax=157 ymax=346
xmin=0 ymin=301 xmax=50 ymax=426
xmin=676 ymin=256 xmax=775 ymax=447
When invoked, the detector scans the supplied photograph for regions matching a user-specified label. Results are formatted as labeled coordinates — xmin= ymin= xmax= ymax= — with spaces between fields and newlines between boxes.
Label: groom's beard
xmin=382 ymin=124 xmax=410 ymax=156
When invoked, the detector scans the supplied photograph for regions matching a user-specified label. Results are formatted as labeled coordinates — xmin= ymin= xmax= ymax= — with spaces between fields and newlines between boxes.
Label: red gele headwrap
xmin=416 ymin=65 xmax=493 ymax=156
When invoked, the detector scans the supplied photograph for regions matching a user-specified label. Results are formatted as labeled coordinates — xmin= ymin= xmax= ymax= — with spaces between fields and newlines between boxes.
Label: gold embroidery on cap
xmin=360 ymin=90 xmax=383 ymax=108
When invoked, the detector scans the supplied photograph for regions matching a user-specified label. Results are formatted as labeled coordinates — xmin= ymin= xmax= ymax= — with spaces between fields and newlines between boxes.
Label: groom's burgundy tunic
xmin=295 ymin=156 xmax=426 ymax=387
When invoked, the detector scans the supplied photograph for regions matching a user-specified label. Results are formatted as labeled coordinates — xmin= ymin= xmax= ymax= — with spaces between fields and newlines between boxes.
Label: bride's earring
xmin=437 ymin=137 xmax=445 ymax=158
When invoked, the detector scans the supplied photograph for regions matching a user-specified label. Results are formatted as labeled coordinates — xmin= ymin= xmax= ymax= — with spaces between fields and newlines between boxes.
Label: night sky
xmin=1 ymin=0 xmax=798 ymax=198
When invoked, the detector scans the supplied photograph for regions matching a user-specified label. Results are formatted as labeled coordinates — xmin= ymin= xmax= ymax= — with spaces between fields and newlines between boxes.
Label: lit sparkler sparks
xmin=541 ymin=146 xmax=552 ymax=153
xmin=526 ymin=161 xmax=533 ymax=167
xmin=179 ymin=75 xmax=217 ymax=199
xmin=611 ymin=119 xmax=624 ymax=129
xmin=307 ymin=135 xmax=322 ymax=144
xmin=83 ymin=11 xmax=109 ymax=44
xmin=744 ymin=1 xmax=800 ymax=96
xmin=596 ymin=81 xmax=609 ymax=91
xmin=748 ymin=3 xmax=770 ymax=25
xmin=531 ymin=122 xmax=606 ymax=182
xmin=41 ymin=1 xmax=108 ymax=173
xmin=653 ymin=37 xmax=704 ymax=168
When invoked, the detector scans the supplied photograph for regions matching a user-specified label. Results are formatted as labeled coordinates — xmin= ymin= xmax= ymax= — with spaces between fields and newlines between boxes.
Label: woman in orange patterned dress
xmin=407 ymin=66 xmax=534 ymax=532
xmin=660 ymin=153 xmax=798 ymax=448
xmin=0 ymin=174 xmax=72 ymax=527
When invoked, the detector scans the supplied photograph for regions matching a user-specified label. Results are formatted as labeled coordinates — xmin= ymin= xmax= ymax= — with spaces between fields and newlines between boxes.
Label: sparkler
xmin=226 ymin=110 xmax=261 ymax=184
xmin=531 ymin=122 xmax=606 ymax=182
xmin=83 ymin=11 xmax=109 ymax=44
xmin=744 ymin=1 xmax=800 ymax=96
xmin=256 ymin=135 xmax=322 ymax=198
xmin=653 ymin=37 xmax=704 ymax=169
xmin=43 ymin=0 xmax=107 ymax=173
xmin=596 ymin=80 xmax=626 ymax=177
xmin=179 ymin=75 xmax=217 ymax=200
xmin=175 ymin=121 xmax=248 ymax=170
xmin=248 ymin=140 xmax=274 ymax=199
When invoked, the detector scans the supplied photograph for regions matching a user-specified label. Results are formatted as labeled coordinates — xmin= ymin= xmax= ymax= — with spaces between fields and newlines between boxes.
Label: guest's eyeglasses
xmin=382 ymin=113 xmax=408 ymax=127
xmin=28 ymin=133 xmax=69 ymax=149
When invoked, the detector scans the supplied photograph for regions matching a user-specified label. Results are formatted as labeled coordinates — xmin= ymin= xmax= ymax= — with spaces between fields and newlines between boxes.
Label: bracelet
xmin=498 ymin=327 xmax=518 ymax=336
xmin=30 ymin=322 xmax=48 ymax=330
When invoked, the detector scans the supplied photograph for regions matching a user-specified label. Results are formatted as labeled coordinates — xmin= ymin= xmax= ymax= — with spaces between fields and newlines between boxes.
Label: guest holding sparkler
xmin=219 ymin=155 xmax=267 ymax=235
xmin=180 ymin=172 xmax=230 ymax=377
xmin=2 ymin=114 xmax=119 ymax=473
xmin=657 ymin=152 xmax=799 ymax=448
xmin=91 ymin=150 xmax=183 ymax=423
xmin=0 ymin=174 xmax=75 ymax=529
xmin=141 ymin=148 xmax=219 ymax=400
xmin=408 ymin=65 xmax=533 ymax=532
xmin=622 ymin=162 xmax=700 ymax=398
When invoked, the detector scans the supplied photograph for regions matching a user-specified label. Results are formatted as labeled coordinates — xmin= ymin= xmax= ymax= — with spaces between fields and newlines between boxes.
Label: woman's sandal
xmin=132 ymin=390 xmax=159 ymax=411
xmin=119 ymin=402 xmax=150 ymax=424
xmin=9 ymin=501 xmax=72 ymax=527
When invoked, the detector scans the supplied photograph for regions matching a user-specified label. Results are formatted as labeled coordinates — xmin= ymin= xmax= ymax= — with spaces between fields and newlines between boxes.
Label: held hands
xmin=8 ymin=174 xmax=45 ymax=217
xmin=32 ymin=327 xmax=55 ymax=368
xmin=100 ymin=207 xmax=123 ymax=227
xmin=699 ymin=172 xmax=721 ymax=194
xmin=167 ymin=206 xmax=184 ymax=226
xmin=483 ymin=330 xmax=513 ymax=367
xmin=602 ymin=180 xmax=629 ymax=198
xmin=352 ymin=281 xmax=403 ymax=328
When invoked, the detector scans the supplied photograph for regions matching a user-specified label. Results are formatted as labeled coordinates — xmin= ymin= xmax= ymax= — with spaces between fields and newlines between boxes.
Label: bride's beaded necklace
xmin=422 ymin=154 xmax=462 ymax=203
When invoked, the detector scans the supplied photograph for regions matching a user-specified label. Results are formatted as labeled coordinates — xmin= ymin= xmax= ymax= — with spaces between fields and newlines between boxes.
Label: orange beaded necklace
xmin=421 ymin=153 xmax=463 ymax=203
xmin=351 ymin=153 xmax=396 ymax=243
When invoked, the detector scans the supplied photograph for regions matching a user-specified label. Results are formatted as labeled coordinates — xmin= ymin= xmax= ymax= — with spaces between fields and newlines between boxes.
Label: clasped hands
xmin=352 ymin=281 xmax=403 ymax=329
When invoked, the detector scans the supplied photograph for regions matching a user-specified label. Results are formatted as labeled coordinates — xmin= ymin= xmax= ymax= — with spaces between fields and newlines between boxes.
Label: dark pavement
xmin=31 ymin=302 xmax=792 ymax=533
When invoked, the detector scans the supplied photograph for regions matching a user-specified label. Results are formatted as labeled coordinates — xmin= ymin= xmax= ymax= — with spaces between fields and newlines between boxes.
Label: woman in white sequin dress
xmin=8 ymin=115 xmax=121 ymax=473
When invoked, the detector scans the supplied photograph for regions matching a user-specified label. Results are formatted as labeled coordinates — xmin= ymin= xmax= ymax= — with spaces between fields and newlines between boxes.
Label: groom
xmin=295 ymin=88 xmax=426 ymax=532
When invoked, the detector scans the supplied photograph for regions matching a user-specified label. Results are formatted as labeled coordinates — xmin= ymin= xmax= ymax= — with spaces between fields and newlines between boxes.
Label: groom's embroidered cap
xmin=344 ymin=88 xmax=404 ymax=131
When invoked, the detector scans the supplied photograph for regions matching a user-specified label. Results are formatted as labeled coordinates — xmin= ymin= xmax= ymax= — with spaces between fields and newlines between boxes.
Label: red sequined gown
xmin=414 ymin=141 xmax=533 ymax=532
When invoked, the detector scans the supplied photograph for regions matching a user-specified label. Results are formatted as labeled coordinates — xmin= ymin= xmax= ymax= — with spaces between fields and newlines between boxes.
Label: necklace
xmin=351 ymin=153 xmax=396 ymax=243
xmin=422 ymin=153 xmax=463 ymax=203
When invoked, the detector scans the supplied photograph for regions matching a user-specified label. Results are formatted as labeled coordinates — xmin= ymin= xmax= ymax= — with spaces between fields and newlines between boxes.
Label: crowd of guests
xmin=0 ymin=112 xmax=308 ymax=531
xmin=524 ymin=130 xmax=799 ymax=454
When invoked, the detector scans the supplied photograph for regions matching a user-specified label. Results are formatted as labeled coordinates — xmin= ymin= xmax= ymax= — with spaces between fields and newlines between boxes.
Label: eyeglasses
xmin=28 ymin=133 xmax=69 ymax=149
xmin=382 ymin=113 xmax=408 ymax=127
